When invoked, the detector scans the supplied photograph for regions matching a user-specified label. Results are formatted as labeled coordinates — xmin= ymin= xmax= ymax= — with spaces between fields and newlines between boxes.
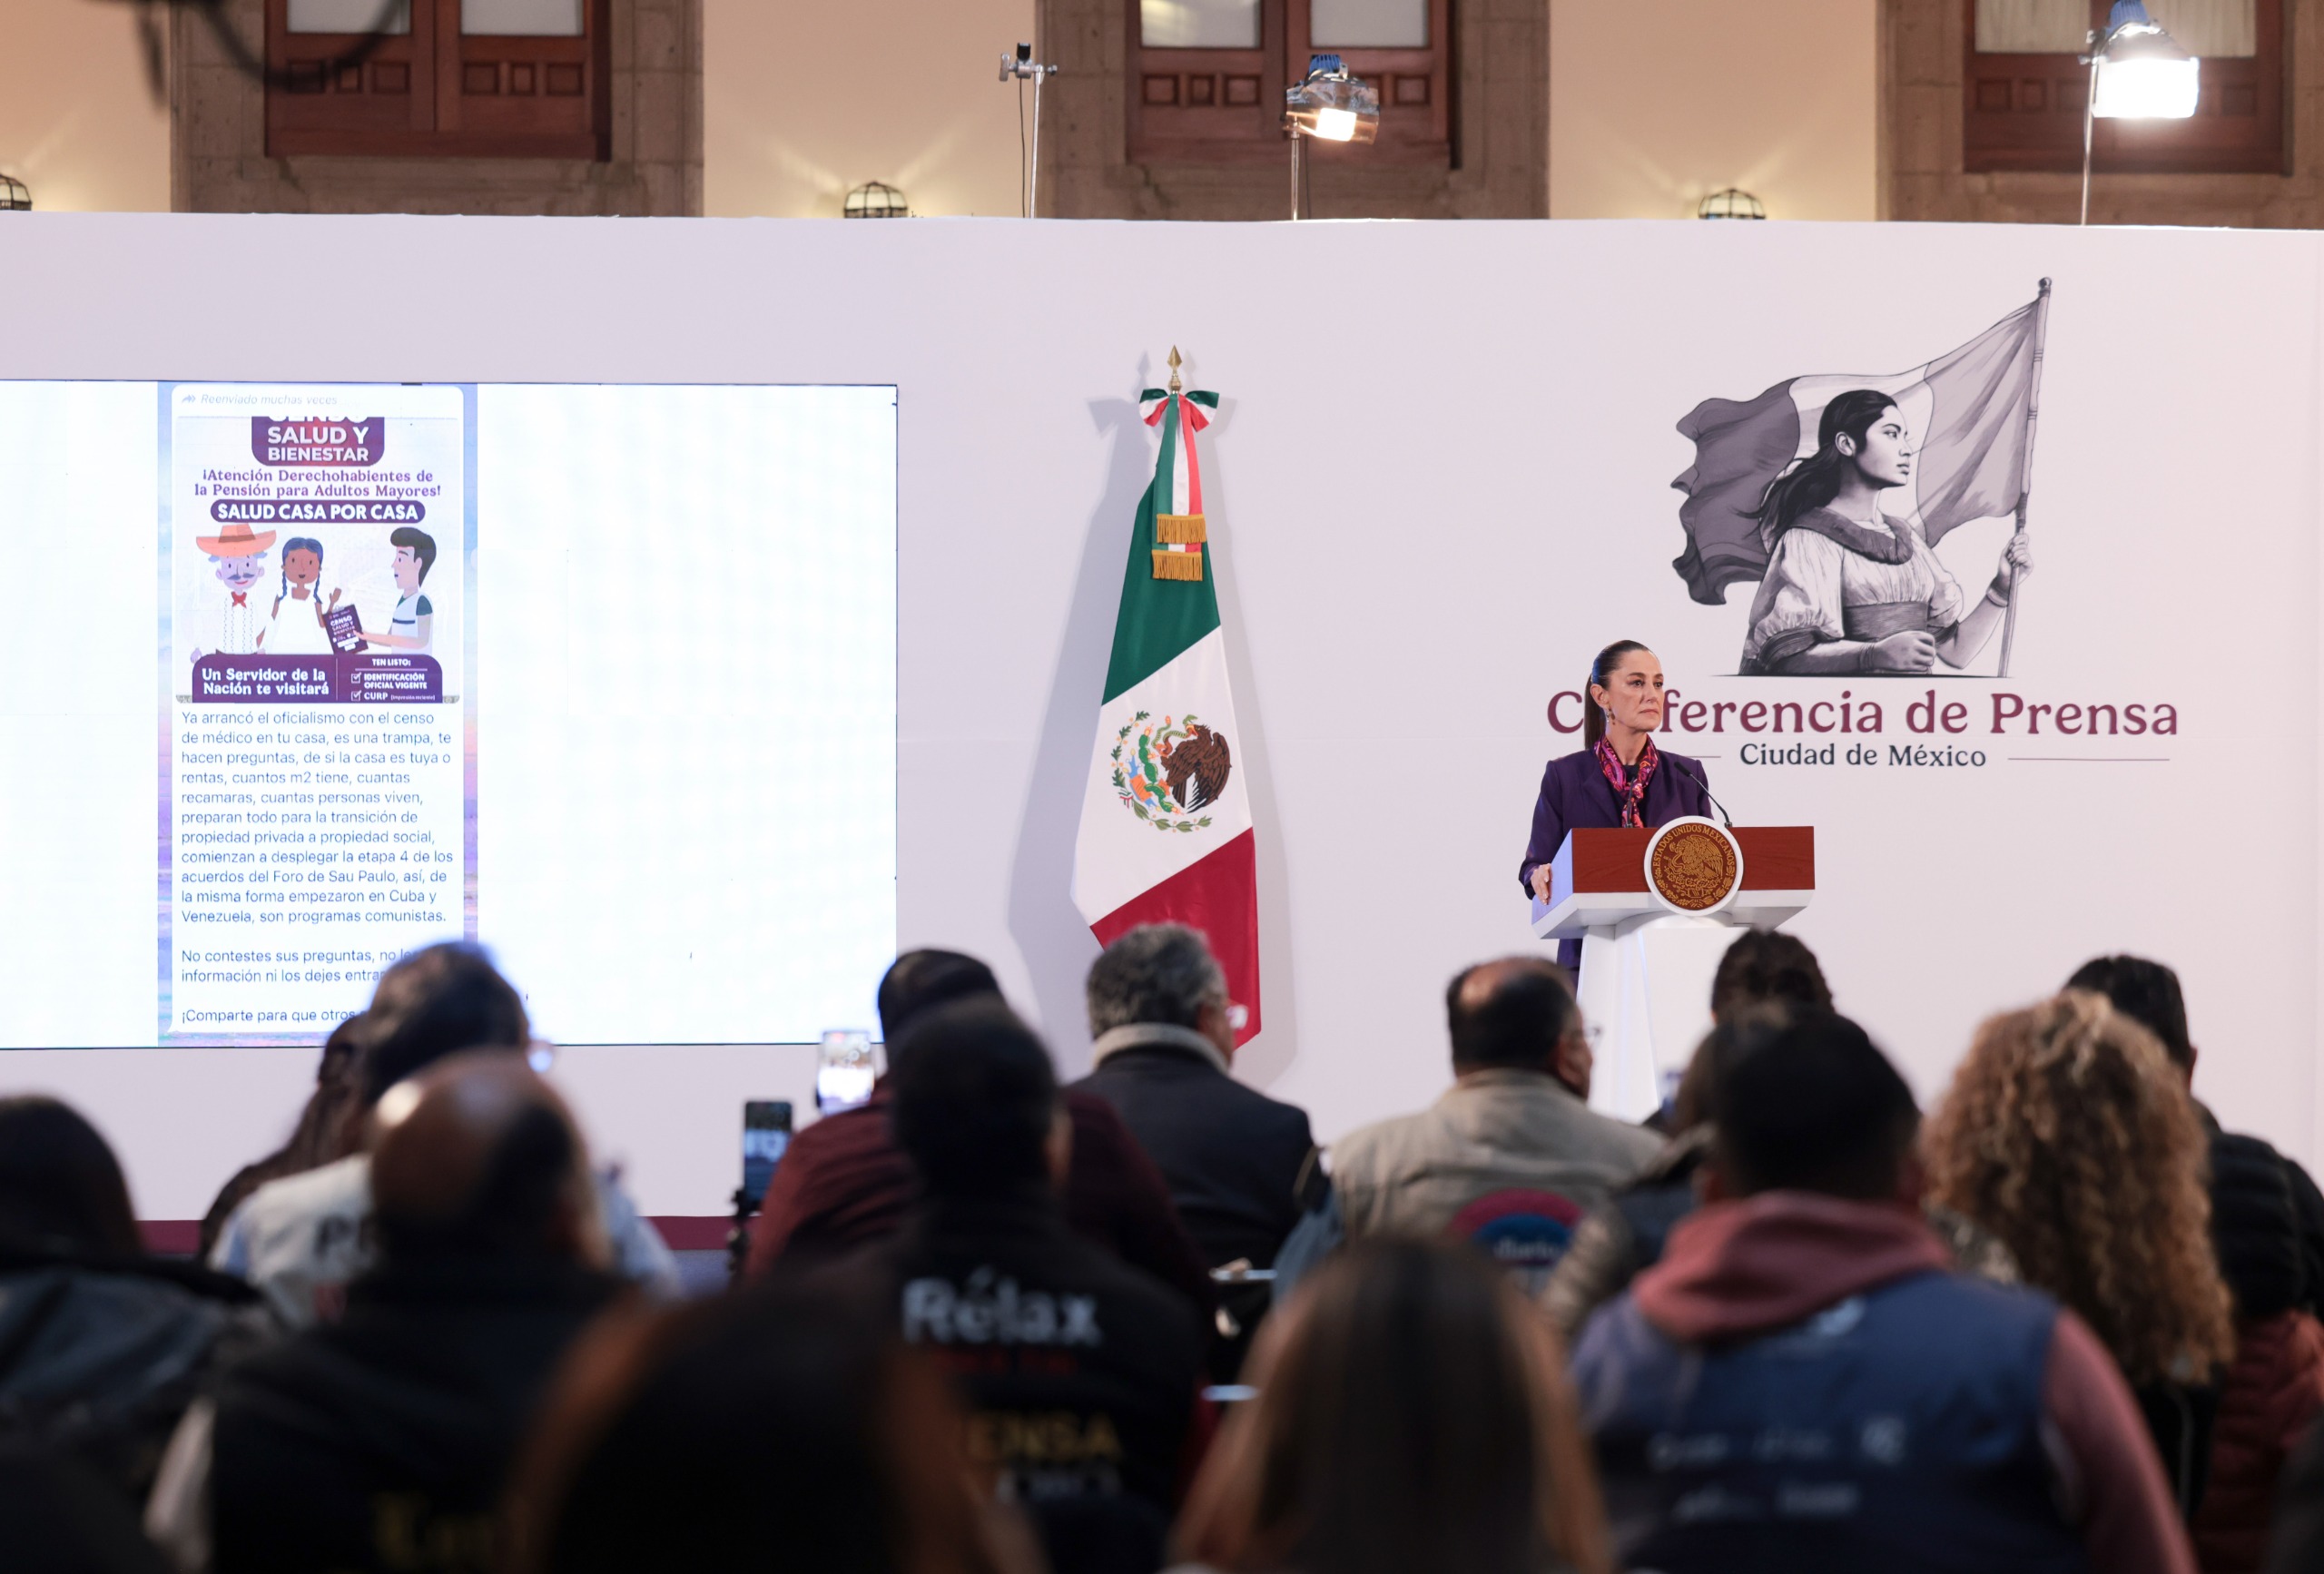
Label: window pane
xmin=2156 ymin=0 xmax=2256 ymax=56
xmin=1310 ymin=0 xmax=1427 ymax=48
xmin=1974 ymin=0 xmax=2087 ymax=53
xmin=286 ymin=0 xmax=410 ymax=34
xmin=463 ymin=0 xmax=585 ymax=36
xmin=1141 ymin=0 xmax=1260 ymax=49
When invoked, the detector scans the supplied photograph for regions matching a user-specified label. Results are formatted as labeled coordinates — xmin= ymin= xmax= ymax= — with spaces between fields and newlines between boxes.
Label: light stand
xmin=1283 ymin=54 xmax=1378 ymax=221
xmin=1000 ymin=42 xmax=1059 ymax=218
xmin=2080 ymin=0 xmax=2199 ymax=225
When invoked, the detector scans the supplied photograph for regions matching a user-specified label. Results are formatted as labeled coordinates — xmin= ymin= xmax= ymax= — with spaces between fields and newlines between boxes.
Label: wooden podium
xmin=1531 ymin=822 xmax=1815 ymax=1123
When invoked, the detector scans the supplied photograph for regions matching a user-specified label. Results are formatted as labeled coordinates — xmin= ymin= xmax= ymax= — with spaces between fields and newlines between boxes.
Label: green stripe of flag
xmin=1102 ymin=397 xmax=1222 ymax=703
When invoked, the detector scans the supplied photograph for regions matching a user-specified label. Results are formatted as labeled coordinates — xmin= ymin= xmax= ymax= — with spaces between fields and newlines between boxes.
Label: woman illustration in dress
xmin=256 ymin=536 xmax=341 ymax=656
xmin=1740 ymin=389 xmax=2034 ymax=675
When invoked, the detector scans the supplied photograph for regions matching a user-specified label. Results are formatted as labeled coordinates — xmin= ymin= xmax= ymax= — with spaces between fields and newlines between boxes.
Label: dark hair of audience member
xmin=875 ymin=949 xmax=1001 ymax=1052
xmin=1176 ymin=1235 xmax=1612 ymax=1574
xmin=358 ymin=942 xmax=531 ymax=1107
xmin=369 ymin=1058 xmax=594 ymax=1264
xmin=887 ymin=999 xmax=1058 ymax=1198
xmin=0 ymin=1097 xmax=142 ymax=1257
xmin=2064 ymin=953 xmax=2194 ymax=1073
xmin=505 ymin=1281 xmax=1020 ymax=1574
xmin=1444 ymin=958 xmax=1578 ymax=1074
xmin=1924 ymin=991 xmax=2233 ymax=1386
xmin=1708 ymin=1008 xmax=1919 ymax=1201
xmin=1709 ymin=930 xmax=1834 ymax=1022
xmin=199 ymin=1013 xmax=374 ymax=1255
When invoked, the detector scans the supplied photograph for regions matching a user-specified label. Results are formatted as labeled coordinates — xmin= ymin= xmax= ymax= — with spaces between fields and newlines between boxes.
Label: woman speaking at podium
xmin=1520 ymin=641 xmax=1714 ymax=969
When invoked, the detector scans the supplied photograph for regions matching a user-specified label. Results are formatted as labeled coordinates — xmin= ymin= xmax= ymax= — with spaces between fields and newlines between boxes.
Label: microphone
xmin=1659 ymin=750 xmax=1733 ymax=830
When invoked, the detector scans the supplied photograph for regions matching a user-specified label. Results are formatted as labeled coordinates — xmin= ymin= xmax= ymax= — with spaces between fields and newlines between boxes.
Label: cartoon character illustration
xmin=362 ymin=526 xmax=437 ymax=654
xmin=188 ymin=522 xmax=276 ymax=664
xmin=1738 ymin=391 xmax=2034 ymax=675
xmin=257 ymin=536 xmax=342 ymax=656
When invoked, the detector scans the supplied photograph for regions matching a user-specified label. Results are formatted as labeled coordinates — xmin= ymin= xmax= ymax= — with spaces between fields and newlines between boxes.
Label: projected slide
xmin=166 ymin=385 xmax=472 ymax=1038
xmin=0 ymin=380 xmax=896 ymax=1050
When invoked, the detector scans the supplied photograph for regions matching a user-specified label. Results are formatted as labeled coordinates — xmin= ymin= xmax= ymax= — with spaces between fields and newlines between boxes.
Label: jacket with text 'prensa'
xmin=1571 ymin=1192 xmax=2197 ymax=1574
xmin=840 ymin=1190 xmax=1208 ymax=1574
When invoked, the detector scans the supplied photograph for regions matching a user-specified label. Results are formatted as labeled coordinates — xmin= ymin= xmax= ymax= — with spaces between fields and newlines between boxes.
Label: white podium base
xmin=1574 ymin=913 xmax=1745 ymax=1123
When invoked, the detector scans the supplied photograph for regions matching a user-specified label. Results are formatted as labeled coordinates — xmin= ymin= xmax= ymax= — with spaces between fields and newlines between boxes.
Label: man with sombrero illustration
xmin=189 ymin=521 xmax=275 ymax=664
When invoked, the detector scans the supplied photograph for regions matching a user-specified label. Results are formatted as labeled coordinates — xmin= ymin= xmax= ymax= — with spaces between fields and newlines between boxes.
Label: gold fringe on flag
xmin=1151 ymin=548 xmax=1205 ymax=582
xmin=1156 ymin=513 xmax=1207 ymax=545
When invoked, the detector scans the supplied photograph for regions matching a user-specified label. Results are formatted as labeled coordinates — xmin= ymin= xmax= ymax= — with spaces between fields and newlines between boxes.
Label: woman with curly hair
xmin=1925 ymin=990 xmax=2237 ymax=1518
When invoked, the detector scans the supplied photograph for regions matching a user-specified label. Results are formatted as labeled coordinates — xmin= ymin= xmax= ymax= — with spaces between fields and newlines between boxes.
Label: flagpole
xmin=1996 ymin=278 xmax=2052 ymax=680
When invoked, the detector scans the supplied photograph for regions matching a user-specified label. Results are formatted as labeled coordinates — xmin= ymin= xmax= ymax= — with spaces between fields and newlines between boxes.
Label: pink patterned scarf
xmin=1594 ymin=735 xmax=1659 ymax=827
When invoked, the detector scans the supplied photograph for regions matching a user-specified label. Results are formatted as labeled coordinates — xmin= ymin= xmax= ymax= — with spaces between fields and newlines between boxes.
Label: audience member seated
xmin=504 ymin=1277 xmax=1036 ymax=1574
xmin=1 ymin=1445 xmax=175 ymax=1574
xmin=1541 ymin=931 xmax=1828 ymax=1338
xmin=2260 ymin=1416 xmax=2324 ymax=1573
xmin=1330 ymin=957 xmax=1659 ymax=1274
xmin=1172 ymin=1234 xmax=1611 ymax=1574
xmin=0 ymin=1098 xmax=266 ymax=1503
xmin=197 ymin=1011 xmax=369 ymax=1261
xmin=146 ymin=1055 xmax=628 ymax=1574
xmin=746 ymin=949 xmax=1214 ymax=1316
xmin=1543 ymin=939 xmax=2013 ymax=1342
xmin=1069 ymin=924 xmax=1316 ymax=1376
xmin=210 ymin=943 xmax=676 ymax=1327
xmin=2070 ymin=955 xmax=2324 ymax=1573
xmin=1571 ymin=1008 xmax=2196 ymax=1574
xmin=1925 ymin=990 xmax=2237 ymax=1521
xmin=856 ymin=998 xmax=1207 ymax=1574
xmin=1708 ymin=927 xmax=1834 ymax=1021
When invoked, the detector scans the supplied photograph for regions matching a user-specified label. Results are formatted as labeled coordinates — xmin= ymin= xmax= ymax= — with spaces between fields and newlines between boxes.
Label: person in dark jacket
xmin=846 ymin=998 xmax=1207 ymax=1574
xmin=1068 ymin=923 xmax=1315 ymax=1378
xmin=146 ymin=1055 xmax=626 ymax=1574
xmin=745 ymin=949 xmax=1216 ymax=1319
xmin=0 ymin=1098 xmax=266 ymax=1505
xmin=1 ymin=1445 xmax=177 ymax=1574
xmin=2071 ymin=955 xmax=2324 ymax=1570
xmin=1544 ymin=940 xmax=2014 ymax=1343
xmin=1572 ymin=1008 xmax=2197 ymax=1574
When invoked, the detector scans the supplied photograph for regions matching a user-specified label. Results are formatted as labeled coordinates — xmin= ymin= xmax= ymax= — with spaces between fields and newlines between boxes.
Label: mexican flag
xmin=1070 ymin=373 xmax=1260 ymax=1046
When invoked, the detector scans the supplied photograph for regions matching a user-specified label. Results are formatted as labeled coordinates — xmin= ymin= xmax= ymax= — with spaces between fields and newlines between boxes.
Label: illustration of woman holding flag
xmin=1673 ymin=280 xmax=2053 ymax=678
xmin=1739 ymin=390 xmax=2034 ymax=676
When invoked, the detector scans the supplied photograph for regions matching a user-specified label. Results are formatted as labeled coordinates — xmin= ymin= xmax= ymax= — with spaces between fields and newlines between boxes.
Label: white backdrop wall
xmin=0 ymin=214 xmax=2316 ymax=1219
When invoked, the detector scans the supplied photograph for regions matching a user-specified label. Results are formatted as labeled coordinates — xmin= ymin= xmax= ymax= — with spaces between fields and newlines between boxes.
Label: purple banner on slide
xmin=191 ymin=654 xmax=443 ymax=703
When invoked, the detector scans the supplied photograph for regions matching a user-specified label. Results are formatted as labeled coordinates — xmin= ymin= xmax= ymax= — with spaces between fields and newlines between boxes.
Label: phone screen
xmin=742 ymin=1100 xmax=793 ymax=1210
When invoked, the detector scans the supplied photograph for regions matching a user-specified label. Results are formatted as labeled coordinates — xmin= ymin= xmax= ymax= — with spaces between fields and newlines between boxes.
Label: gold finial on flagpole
xmin=1167 ymin=346 xmax=1183 ymax=394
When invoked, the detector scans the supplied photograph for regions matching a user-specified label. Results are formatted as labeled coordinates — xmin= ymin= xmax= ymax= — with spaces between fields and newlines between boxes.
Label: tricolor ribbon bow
xmin=1137 ymin=379 xmax=1219 ymax=583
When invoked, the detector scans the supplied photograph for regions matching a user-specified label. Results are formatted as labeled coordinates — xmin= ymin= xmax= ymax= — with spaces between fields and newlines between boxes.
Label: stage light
xmin=842 ymin=181 xmax=910 ymax=220
xmin=1284 ymin=54 xmax=1379 ymax=219
xmin=2082 ymin=0 xmax=2200 ymax=223
xmin=1697 ymin=187 xmax=1766 ymax=221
